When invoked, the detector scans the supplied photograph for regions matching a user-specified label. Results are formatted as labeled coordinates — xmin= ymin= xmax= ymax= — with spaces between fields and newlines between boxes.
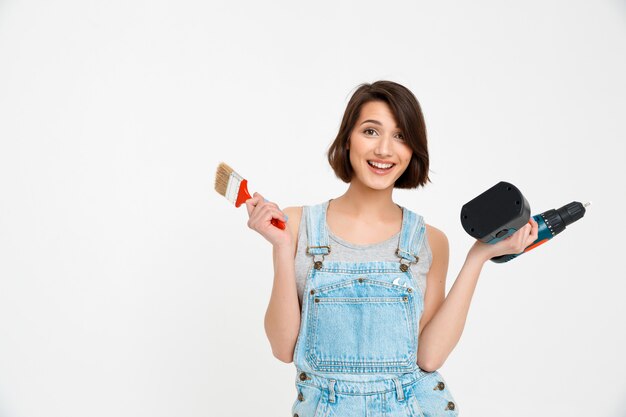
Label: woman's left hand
xmin=468 ymin=217 xmax=539 ymax=263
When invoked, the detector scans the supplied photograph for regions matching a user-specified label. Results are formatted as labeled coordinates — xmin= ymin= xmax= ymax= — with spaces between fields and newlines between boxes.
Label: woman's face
xmin=348 ymin=100 xmax=413 ymax=191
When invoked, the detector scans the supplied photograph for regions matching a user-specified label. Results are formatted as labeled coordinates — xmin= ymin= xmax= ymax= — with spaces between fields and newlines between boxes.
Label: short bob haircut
xmin=327 ymin=80 xmax=430 ymax=189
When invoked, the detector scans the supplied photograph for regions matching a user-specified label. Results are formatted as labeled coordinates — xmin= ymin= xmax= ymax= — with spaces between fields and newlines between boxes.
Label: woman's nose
xmin=374 ymin=136 xmax=393 ymax=157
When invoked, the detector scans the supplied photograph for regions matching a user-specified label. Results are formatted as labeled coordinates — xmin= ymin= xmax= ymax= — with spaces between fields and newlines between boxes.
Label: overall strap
xmin=396 ymin=207 xmax=426 ymax=271
xmin=304 ymin=201 xmax=331 ymax=270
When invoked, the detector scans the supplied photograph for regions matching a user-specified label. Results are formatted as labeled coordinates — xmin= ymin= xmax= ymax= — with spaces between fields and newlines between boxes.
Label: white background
xmin=1 ymin=1 xmax=625 ymax=416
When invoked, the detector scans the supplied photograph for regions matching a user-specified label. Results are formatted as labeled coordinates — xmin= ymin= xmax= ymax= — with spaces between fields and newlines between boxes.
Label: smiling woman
xmin=345 ymin=101 xmax=415 ymax=189
xmin=327 ymin=82 xmax=429 ymax=190
xmin=244 ymin=80 xmax=538 ymax=417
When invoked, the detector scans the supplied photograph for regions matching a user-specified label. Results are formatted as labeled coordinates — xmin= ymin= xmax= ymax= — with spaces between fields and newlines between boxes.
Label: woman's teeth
xmin=368 ymin=161 xmax=394 ymax=169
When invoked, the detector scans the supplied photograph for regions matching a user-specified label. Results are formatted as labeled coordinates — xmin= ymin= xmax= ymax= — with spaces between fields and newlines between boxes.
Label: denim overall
xmin=291 ymin=202 xmax=459 ymax=417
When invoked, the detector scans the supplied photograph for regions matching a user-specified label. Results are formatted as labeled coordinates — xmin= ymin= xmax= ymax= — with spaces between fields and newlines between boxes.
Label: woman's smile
xmin=366 ymin=159 xmax=396 ymax=175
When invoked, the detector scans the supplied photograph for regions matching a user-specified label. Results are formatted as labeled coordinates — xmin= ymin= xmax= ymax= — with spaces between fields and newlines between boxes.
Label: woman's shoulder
xmin=424 ymin=223 xmax=449 ymax=262
xmin=282 ymin=202 xmax=319 ymax=223
xmin=425 ymin=223 xmax=447 ymax=242
xmin=282 ymin=201 xmax=325 ymax=232
xmin=283 ymin=206 xmax=304 ymax=254
xmin=283 ymin=206 xmax=303 ymax=229
xmin=404 ymin=204 xmax=447 ymax=250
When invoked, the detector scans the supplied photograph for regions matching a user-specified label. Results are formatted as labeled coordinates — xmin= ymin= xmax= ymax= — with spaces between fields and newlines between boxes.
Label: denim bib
xmin=291 ymin=202 xmax=460 ymax=417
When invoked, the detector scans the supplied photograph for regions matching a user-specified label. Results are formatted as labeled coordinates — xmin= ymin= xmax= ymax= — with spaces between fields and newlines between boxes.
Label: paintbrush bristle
xmin=214 ymin=162 xmax=246 ymax=205
xmin=214 ymin=162 xmax=234 ymax=197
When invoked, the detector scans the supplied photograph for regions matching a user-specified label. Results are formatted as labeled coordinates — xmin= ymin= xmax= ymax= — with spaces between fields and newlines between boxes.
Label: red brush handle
xmin=235 ymin=179 xmax=286 ymax=230
xmin=271 ymin=218 xmax=286 ymax=230
xmin=235 ymin=179 xmax=252 ymax=207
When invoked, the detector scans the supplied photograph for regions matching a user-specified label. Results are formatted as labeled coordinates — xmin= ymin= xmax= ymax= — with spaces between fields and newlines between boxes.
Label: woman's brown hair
xmin=327 ymin=80 xmax=430 ymax=189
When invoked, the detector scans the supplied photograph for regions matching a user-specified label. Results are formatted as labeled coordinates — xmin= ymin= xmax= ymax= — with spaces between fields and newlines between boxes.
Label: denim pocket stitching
xmin=313 ymin=276 xmax=410 ymax=295
xmin=305 ymin=295 xmax=417 ymax=372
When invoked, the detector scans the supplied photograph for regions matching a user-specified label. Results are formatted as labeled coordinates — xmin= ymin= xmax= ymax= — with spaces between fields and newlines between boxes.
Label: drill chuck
xmin=539 ymin=201 xmax=588 ymax=237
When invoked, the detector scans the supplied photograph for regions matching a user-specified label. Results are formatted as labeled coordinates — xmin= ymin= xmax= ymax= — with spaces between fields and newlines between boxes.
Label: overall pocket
xmin=411 ymin=371 xmax=459 ymax=417
xmin=292 ymin=383 xmax=324 ymax=417
xmin=305 ymin=277 xmax=417 ymax=373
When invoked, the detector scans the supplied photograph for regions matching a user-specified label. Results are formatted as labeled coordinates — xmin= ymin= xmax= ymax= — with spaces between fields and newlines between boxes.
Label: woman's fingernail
xmin=284 ymin=215 xmax=289 ymax=222
xmin=263 ymin=198 xmax=268 ymax=202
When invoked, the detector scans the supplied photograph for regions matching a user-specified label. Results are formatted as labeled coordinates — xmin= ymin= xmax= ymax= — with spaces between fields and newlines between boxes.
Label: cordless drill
xmin=460 ymin=182 xmax=590 ymax=263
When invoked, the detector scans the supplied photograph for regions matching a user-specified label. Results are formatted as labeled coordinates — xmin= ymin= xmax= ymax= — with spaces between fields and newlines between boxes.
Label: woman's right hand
xmin=468 ymin=217 xmax=539 ymax=263
xmin=245 ymin=192 xmax=291 ymax=248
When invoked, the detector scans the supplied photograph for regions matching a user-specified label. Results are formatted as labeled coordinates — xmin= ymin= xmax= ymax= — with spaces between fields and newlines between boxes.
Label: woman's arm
xmin=262 ymin=206 xmax=302 ymax=363
xmin=417 ymin=226 xmax=449 ymax=341
xmin=416 ymin=219 xmax=539 ymax=372
xmin=244 ymin=193 xmax=302 ymax=363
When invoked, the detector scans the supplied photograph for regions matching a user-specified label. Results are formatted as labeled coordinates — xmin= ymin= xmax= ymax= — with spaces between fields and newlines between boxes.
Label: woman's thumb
xmin=245 ymin=194 xmax=261 ymax=216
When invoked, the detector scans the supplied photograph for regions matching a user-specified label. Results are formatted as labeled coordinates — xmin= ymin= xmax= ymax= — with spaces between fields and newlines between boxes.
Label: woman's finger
xmin=250 ymin=204 xmax=284 ymax=222
xmin=257 ymin=206 xmax=287 ymax=224
xmin=245 ymin=194 xmax=263 ymax=216
xmin=249 ymin=207 xmax=287 ymax=232
xmin=525 ymin=220 xmax=539 ymax=246
xmin=262 ymin=200 xmax=280 ymax=211
xmin=515 ymin=221 xmax=536 ymax=250
xmin=509 ymin=224 xmax=531 ymax=252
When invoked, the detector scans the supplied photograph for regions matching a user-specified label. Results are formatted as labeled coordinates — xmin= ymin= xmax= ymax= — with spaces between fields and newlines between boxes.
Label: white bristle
xmin=225 ymin=170 xmax=244 ymax=204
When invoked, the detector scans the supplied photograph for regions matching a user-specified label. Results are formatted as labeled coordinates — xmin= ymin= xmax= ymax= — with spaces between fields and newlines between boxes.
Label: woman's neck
xmin=331 ymin=181 xmax=400 ymax=221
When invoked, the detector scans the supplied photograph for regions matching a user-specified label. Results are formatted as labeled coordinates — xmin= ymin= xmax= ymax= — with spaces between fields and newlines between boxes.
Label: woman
xmin=245 ymin=80 xmax=538 ymax=416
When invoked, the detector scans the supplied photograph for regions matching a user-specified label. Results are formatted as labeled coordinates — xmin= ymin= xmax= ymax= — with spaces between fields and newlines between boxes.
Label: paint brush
xmin=214 ymin=162 xmax=286 ymax=230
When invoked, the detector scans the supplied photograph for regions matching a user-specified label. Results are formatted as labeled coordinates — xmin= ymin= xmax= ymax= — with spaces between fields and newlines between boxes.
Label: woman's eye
xmin=364 ymin=128 xmax=377 ymax=136
xmin=395 ymin=133 xmax=405 ymax=141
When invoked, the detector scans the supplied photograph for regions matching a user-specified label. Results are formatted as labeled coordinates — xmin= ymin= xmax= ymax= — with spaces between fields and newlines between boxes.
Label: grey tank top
xmin=294 ymin=201 xmax=433 ymax=305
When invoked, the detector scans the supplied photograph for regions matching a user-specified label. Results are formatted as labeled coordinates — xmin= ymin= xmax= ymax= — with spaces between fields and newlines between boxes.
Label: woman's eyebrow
xmin=360 ymin=119 xmax=399 ymax=128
